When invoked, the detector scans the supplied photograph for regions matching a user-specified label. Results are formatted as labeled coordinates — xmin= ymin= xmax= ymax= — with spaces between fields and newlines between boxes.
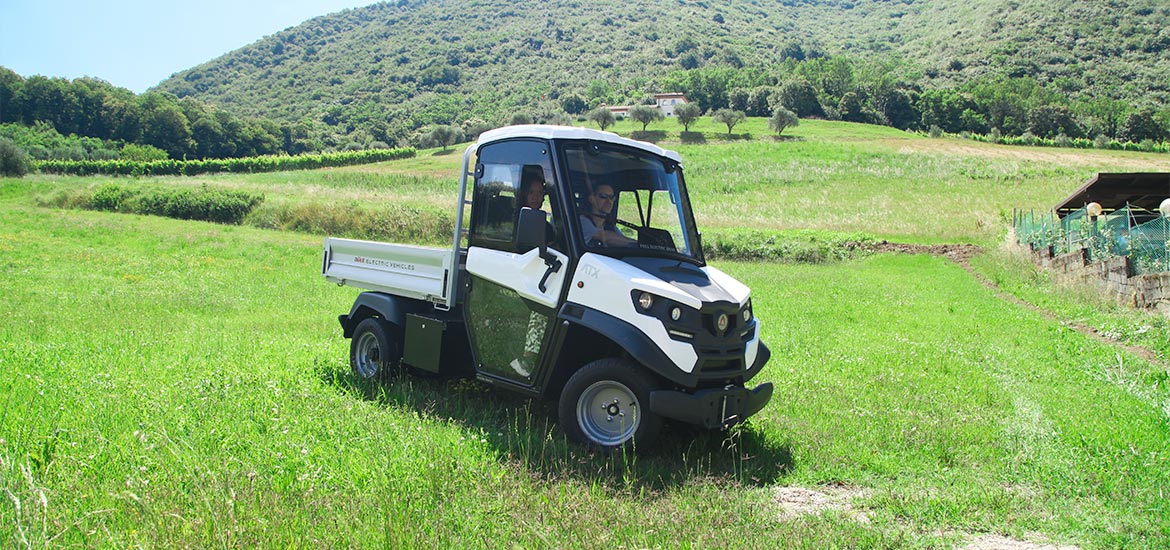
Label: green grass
xmin=4 ymin=119 xmax=1170 ymax=547
xmin=1 ymin=205 xmax=1168 ymax=547
xmin=13 ymin=119 xmax=1170 ymax=247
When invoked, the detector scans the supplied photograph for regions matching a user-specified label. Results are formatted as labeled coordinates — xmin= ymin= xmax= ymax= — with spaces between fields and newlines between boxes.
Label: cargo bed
xmin=321 ymin=237 xmax=457 ymax=309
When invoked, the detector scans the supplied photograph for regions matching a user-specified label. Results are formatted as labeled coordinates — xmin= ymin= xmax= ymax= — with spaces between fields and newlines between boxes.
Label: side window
xmin=469 ymin=140 xmax=553 ymax=251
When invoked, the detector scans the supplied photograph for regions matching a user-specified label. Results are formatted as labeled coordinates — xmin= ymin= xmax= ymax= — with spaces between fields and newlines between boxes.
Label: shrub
xmin=120 ymin=143 xmax=170 ymax=162
xmin=87 ymin=184 xmax=263 ymax=224
xmin=703 ymin=229 xmax=876 ymax=263
xmin=0 ymin=138 xmax=30 ymax=177
xmin=247 ymin=201 xmax=454 ymax=242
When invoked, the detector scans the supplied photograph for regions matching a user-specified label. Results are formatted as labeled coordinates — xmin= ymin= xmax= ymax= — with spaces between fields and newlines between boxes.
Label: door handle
xmin=538 ymin=256 xmax=562 ymax=293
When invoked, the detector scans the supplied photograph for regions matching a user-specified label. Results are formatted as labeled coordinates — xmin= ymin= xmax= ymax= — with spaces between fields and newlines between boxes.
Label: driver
xmin=579 ymin=183 xmax=636 ymax=247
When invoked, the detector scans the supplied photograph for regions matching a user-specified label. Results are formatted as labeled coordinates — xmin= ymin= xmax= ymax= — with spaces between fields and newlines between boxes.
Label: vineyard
xmin=31 ymin=147 xmax=416 ymax=177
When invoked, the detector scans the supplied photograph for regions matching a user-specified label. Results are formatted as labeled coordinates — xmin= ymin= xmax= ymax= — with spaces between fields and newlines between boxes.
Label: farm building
xmin=605 ymin=93 xmax=689 ymax=118
xmin=1054 ymin=172 xmax=1170 ymax=221
xmin=1018 ymin=172 xmax=1170 ymax=314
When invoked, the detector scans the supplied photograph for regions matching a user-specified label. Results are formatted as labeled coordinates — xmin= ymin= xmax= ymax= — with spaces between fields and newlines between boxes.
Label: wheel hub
xmin=578 ymin=380 xmax=640 ymax=446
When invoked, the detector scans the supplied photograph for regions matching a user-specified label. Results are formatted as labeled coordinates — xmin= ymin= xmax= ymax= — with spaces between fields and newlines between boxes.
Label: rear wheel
xmin=559 ymin=358 xmax=661 ymax=451
xmin=350 ymin=318 xmax=401 ymax=380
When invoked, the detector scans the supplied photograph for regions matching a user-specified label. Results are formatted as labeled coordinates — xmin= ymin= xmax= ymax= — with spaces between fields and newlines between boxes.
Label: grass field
xmin=3 ymin=120 xmax=1170 ymax=548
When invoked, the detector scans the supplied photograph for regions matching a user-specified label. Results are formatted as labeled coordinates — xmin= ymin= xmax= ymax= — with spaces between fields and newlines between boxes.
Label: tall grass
xmin=1 ymin=205 xmax=1168 ymax=547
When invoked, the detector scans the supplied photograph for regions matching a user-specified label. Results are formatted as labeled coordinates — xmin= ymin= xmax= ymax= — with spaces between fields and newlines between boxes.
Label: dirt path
xmin=872 ymin=241 xmax=1168 ymax=367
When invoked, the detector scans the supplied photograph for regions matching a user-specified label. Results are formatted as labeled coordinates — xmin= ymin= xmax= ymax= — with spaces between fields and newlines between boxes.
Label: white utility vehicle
xmin=322 ymin=125 xmax=772 ymax=450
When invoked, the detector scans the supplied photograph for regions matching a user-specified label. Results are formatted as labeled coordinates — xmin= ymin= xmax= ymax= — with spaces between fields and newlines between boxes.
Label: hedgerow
xmin=31 ymin=148 xmax=416 ymax=177
xmin=703 ymin=229 xmax=877 ymax=263
xmin=88 ymin=184 xmax=264 ymax=224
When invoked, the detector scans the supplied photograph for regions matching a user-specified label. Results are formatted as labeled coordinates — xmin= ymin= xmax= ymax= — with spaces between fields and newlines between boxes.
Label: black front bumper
xmin=649 ymin=383 xmax=773 ymax=430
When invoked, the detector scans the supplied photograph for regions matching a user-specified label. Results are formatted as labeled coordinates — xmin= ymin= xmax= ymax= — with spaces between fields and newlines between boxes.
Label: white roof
xmin=475 ymin=124 xmax=682 ymax=163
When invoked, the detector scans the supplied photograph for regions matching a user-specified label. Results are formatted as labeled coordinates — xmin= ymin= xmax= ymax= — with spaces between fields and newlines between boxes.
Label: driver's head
xmin=589 ymin=184 xmax=616 ymax=215
xmin=520 ymin=166 xmax=546 ymax=210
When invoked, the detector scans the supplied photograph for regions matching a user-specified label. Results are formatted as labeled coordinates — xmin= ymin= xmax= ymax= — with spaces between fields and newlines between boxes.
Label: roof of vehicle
xmin=475 ymin=124 xmax=682 ymax=163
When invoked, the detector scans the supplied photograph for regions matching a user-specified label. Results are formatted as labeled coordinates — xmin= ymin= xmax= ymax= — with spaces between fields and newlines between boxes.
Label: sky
xmin=0 ymin=0 xmax=381 ymax=93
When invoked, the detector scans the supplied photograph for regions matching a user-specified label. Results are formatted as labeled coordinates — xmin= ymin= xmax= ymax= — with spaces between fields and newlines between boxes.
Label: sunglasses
xmin=594 ymin=192 xmax=615 ymax=200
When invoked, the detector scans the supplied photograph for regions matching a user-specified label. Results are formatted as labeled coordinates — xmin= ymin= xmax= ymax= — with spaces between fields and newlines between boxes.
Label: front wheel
xmin=350 ymin=318 xmax=401 ymax=380
xmin=559 ymin=358 xmax=661 ymax=451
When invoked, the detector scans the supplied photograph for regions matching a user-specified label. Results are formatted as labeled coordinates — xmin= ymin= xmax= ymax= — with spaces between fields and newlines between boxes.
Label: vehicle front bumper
xmin=649 ymin=382 xmax=773 ymax=430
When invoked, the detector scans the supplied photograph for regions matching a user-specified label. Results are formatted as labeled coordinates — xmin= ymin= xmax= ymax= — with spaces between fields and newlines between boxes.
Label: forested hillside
xmin=151 ymin=0 xmax=1170 ymax=146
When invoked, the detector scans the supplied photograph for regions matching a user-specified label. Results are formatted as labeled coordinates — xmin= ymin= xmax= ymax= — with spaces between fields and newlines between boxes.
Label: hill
xmin=154 ymin=0 xmax=1170 ymax=143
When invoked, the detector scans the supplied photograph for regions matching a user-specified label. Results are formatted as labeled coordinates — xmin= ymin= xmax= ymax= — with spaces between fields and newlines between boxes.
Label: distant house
xmin=605 ymin=105 xmax=631 ymax=118
xmin=654 ymin=93 xmax=688 ymax=117
xmin=604 ymin=93 xmax=689 ymax=119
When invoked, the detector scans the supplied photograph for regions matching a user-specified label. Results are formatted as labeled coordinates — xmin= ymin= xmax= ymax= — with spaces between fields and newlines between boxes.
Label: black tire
xmin=350 ymin=318 xmax=401 ymax=380
xmin=558 ymin=358 xmax=662 ymax=451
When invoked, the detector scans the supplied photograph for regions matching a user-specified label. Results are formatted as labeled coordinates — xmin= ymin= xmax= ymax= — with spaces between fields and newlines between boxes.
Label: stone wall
xmin=1029 ymin=245 xmax=1170 ymax=316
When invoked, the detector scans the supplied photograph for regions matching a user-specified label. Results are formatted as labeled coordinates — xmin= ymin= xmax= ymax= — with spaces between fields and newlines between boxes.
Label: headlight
xmin=742 ymin=299 xmax=753 ymax=322
xmin=670 ymin=307 xmax=682 ymax=321
xmin=637 ymin=292 xmax=654 ymax=311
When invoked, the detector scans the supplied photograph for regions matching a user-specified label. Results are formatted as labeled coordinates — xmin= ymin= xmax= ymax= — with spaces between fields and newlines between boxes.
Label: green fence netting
xmin=1014 ymin=204 xmax=1170 ymax=275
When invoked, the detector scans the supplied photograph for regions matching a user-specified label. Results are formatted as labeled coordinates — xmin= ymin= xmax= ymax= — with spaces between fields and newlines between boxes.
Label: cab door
xmin=463 ymin=139 xmax=568 ymax=386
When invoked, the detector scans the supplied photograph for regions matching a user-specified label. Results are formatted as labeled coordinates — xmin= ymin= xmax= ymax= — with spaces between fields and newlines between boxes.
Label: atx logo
xmin=579 ymin=264 xmax=600 ymax=279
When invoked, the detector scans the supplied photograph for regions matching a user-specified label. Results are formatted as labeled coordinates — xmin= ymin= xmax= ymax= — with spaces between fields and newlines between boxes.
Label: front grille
xmin=696 ymin=345 xmax=746 ymax=374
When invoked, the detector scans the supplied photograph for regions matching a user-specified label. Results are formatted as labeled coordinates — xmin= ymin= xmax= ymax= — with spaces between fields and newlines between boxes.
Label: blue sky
xmin=0 ymin=0 xmax=380 ymax=93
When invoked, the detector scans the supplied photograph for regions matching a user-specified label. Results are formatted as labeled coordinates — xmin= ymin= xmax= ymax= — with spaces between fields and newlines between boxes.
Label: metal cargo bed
xmin=322 ymin=237 xmax=456 ymax=309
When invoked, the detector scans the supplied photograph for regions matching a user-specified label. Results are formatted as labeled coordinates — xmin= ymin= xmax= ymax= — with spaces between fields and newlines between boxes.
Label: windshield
xmin=561 ymin=142 xmax=702 ymax=264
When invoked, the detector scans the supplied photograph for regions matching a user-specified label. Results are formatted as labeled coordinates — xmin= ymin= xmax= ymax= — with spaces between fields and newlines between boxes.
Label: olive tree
xmin=712 ymin=108 xmax=745 ymax=136
xmin=768 ymin=107 xmax=799 ymax=136
xmin=629 ymin=105 xmax=664 ymax=131
xmin=674 ymin=103 xmax=701 ymax=132
xmin=586 ymin=107 xmax=616 ymax=131
xmin=429 ymin=124 xmax=464 ymax=150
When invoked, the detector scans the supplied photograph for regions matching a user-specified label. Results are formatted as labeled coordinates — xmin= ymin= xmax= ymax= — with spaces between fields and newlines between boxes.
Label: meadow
xmin=2 ymin=119 xmax=1170 ymax=548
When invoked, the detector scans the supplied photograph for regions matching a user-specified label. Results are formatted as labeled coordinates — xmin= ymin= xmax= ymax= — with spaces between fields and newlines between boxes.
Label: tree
xmin=629 ymin=105 xmax=663 ymax=131
xmin=728 ymin=88 xmax=750 ymax=113
xmin=777 ymin=77 xmax=824 ymax=118
xmin=429 ymin=124 xmax=464 ymax=150
xmin=139 ymin=93 xmax=193 ymax=159
xmin=586 ymin=107 xmax=615 ymax=131
xmin=711 ymin=108 xmax=745 ymax=136
xmin=1119 ymin=110 xmax=1168 ymax=143
xmin=1027 ymin=105 xmax=1082 ymax=139
xmin=746 ymin=86 xmax=775 ymax=117
xmin=769 ymin=107 xmax=799 ymax=135
xmin=674 ymin=103 xmax=701 ymax=132
xmin=560 ymin=93 xmax=588 ymax=115
xmin=461 ymin=118 xmax=494 ymax=141
xmin=509 ymin=112 xmax=533 ymax=126
xmin=837 ymin=92 xmax=868 ymax=123
xmin=873 ymin=88 xmax=918 ymax=130
xmin=0 ymin=137 xmax=30 ymax=177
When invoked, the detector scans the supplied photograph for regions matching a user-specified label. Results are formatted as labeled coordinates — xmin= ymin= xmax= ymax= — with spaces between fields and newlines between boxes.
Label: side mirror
xmin=516 ymin=207 xmax=548 ymax=255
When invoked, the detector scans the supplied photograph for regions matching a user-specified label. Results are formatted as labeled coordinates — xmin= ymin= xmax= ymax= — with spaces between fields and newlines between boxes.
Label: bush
xmin=246 ymin=201 xmax=453 ymax=242
xmin=0 ymin=138 xmax=30 ymax=177
xmin=88 ymin=184 xmax=263 ymax=224
xmin=120 ymin=143 xmax=170 ymax=162
xmin=703 ymin=229 xmax=876 ymax=263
